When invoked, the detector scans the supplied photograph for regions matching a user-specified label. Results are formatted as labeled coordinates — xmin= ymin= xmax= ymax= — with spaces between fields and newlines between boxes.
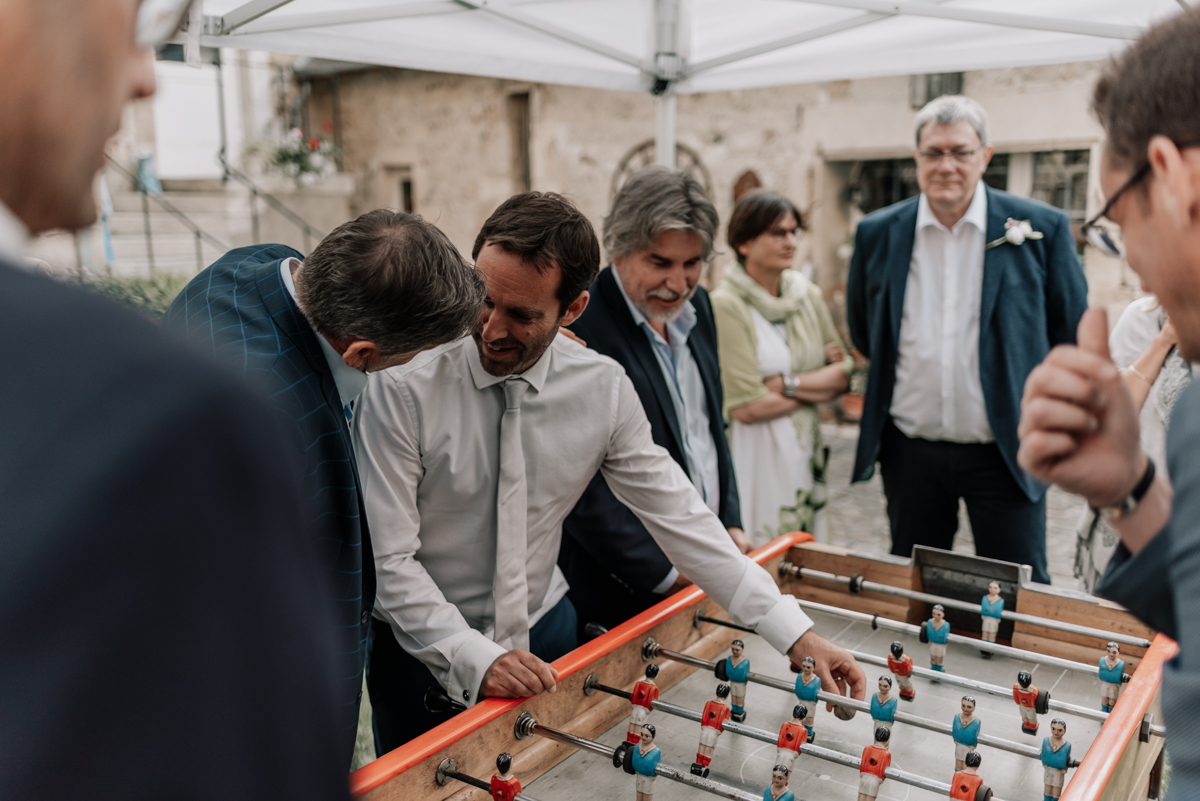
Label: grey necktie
xmin=493 ymin=379 xmax=530 ymax=651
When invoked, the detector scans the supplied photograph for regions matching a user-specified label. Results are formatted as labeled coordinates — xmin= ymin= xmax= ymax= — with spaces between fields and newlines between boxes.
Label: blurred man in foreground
xmin=0 ymin=1 xmax=350 ymax=797
xmin=1017 ymin=8 xmax=1200 ymax=795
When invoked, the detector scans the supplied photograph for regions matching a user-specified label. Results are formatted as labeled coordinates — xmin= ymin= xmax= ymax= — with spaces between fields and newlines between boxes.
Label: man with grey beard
xmin=558 ymin=166 xmax=751 ymax=638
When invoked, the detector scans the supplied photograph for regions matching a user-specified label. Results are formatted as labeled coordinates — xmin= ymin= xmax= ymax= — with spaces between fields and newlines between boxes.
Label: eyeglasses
xmin=1080 ymin=162 xmax=1149 ymax=259
xmin=769 ymin=226 xmax=801 ymax=240
xmin=915 ymin=147 xmax=986 ymax=165
xmin=136 ymin=0 xmax=195 ymax=49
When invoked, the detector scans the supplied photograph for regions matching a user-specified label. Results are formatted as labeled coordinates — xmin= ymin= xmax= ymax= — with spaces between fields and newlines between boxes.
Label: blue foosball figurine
xmin=1098 ymin=641 xmax=1125 ymax=713
xmin=923 ymin=604 xmax=951 ymax=672
xmin=763 ymin=764 xmax=795 ymax=801
xmin=951 ymin=696 xmax=981 ymax=771
xmin=793 ymin=656 xmax=820 ymax=742
xmin=630 ymin=724 xmax=661 ymax=801
xmin=1041 ymin=718 xmax=1072 ymax=801
xmin=721 ymin=639 xmax=751 ymax=723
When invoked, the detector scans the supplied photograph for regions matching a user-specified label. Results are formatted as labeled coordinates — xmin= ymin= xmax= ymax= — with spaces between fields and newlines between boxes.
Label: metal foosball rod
xmin=512 ymin=711 xmax=761 ymax=801
xmin=639 ymin=640 xmax=1074 ymax=765
xmin=434 ymin=757 xmax=543 ymax=801
xmin=778 ymin=560 xmax=1152 ymax=649
xmin=849 ymin=650 xmax=1110 ymax=722
xmin=679 ymin=613 xmax=1167 ymax=739
xmin=792 ymin=597 xmax=1110 ymax=678
xmin=582 ymin=674 xmax=1013 ymax=801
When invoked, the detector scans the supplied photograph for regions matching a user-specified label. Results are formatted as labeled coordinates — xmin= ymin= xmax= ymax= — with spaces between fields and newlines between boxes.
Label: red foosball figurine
xmin=774 ymin=704 xmax=809 ymax=773
xmin=490 ymin=752 xmax=522 ymax=801
xmin=858 ymin=726 xmax=892 ymax=801
xmin=627 ymin=663 xmax=660 ymax=744
xmin=950 ymin=750 xmax=992 ymax=801
xmin=887 ymin=641 xmax=916 ymax=701
xmin=691 ymin=683 xmax=731 ymax=778
xmin=1013 ymin=671 xmax=1044 ymax=735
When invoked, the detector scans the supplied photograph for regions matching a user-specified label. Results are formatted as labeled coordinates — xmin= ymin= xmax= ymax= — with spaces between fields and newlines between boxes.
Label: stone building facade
xmin=303 ymin=60 xmax=1139 ymax=330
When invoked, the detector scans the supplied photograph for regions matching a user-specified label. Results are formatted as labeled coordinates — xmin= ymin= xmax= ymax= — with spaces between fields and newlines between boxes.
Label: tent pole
xmin=652 ymin=0 xmax=682 ymax=169
xmin=654 ymin=91 xmax=676 ymax=168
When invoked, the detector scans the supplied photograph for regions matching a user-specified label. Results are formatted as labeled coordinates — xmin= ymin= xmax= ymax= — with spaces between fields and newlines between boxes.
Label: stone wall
xmin=306 ymin=60 xmax=1141 ymax=322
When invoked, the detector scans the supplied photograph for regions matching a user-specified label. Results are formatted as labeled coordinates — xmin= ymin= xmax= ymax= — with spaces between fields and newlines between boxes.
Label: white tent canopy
xmin=190 ymin=0 xmax=1188 ymax=165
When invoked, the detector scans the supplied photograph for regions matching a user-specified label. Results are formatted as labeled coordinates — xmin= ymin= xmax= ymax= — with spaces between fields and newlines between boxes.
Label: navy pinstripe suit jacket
xmin=164 ymin=244 xmax=373 ymax=765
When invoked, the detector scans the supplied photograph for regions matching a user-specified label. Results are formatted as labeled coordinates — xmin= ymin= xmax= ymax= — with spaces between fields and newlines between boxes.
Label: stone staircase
xmin=28 ymin=164 xmax=349 ymax=279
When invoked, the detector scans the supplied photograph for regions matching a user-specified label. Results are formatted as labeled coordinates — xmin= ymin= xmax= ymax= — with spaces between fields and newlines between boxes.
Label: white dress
xmin=730 ymin=306 xmax=826 ymax=544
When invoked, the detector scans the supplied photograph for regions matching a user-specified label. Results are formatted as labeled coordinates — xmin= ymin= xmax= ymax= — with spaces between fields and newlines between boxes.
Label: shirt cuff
xmin=446 ymin=630 xmax=509 ymax=708
xmin=754 ymin=595 xmax=813 ymax=655
xmin=651 ymin=566 xmax=680 ymax=595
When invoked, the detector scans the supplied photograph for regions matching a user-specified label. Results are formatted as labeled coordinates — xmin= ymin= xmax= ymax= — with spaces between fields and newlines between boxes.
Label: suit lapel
xmin=599 ymin=268 xmax=686 ymax=461
xmin=886 ymin=203 xmax=918 ymax=345
xmin=980 ymin=186 xmax=1008 ymax=329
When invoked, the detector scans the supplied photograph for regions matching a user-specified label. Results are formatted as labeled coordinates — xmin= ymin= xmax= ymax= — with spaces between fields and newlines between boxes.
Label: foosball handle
xmin=714 ymin=658 xmax=729 ymax=681
xmin=918 ymin=626 xmax=930 ymax=644
xmin=424 ymin=685 xmax=468 ymax=714
xmin=1035 ymin=689 xmax=1051 ymax=715
xmin=583 ymin=622 xmax=609 ymax=641
xmin=975 ymin=784 xmax=993 ymax=801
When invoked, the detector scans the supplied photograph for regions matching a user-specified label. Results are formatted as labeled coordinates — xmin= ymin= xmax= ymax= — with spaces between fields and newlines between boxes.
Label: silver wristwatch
xmin=782 ymin=373 xmax=799 ymax=399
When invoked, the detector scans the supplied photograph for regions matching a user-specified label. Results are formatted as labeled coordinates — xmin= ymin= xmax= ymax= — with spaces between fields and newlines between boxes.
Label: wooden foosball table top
xmin=351 ymin=533 xmax=1172 ymax=801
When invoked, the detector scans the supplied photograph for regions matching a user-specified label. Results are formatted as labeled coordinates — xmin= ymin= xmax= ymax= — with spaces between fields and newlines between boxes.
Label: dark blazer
xmin=559 ymin=267 xmax=740 ymax=630
xmin=1098 ymin=382 xmax=1200 ymax=795
xmin=0 ymin=262 xmax=349 ymax=800
xmin=846 ymin=186 xmax=1088 ymax=501
xmin=164 ymin=245 xmax=372 ymax=764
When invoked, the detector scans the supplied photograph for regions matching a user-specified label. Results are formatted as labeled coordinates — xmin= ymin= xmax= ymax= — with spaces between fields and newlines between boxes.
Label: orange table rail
xmin=349 ymin=531 xmax=813 ymax=798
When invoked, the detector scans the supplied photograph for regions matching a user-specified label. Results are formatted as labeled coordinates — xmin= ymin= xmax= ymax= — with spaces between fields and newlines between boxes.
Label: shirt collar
xmin=0 ymin=199 xmax=30 ymax=263
xmin=611 ymin=265 xmax=698 ymax=344
xmin=280 ymin=258 xmax=368 ymax=405
xmin=916 ymin=181 xmax=989 ymax=235
xmin=464 ymin=333 xmax=553 ymax=394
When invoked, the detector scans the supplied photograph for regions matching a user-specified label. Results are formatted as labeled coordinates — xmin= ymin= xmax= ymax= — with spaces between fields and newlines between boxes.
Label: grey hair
xmin=603 ymin=166 xmax=719 ymax=263
xmin=295 ymin=209 xmax=486 ymax=357
xmin=914 ymin=95 xmax=989 ymax=147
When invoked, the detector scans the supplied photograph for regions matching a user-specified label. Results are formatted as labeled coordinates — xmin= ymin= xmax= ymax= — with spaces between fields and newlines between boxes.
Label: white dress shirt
xmin=354 ymin=335 xmax=812 ymax=706
xmin=0 ymin=200 xmax=29 ymax=263
xmin=890 ymin=183 xmax=995 ymax=443
xmin=280 ymin=258 xmax=367 ymax=408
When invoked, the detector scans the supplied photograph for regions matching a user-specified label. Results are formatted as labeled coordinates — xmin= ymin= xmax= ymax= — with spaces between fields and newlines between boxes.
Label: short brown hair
xmin=1092 ymin=8 xmax=1200 ymax=170
xmin=295 ymin=210 xmax=485 ymax=356
xmin=472 ymin=192 xmax=600 ymax=314
xmin=727 ymin=191 xmax=805 ymax=265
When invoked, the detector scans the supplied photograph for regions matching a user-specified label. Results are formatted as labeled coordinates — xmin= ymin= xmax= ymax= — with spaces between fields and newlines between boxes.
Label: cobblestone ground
xmin=821 ymin=422 xmax=1085 ymax=591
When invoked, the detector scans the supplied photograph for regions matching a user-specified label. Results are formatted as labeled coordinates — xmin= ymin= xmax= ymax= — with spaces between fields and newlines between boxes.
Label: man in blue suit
xmin=164 ymin=211 xmax=485 ymax=765
xmin=847 ymin=95 xmax=1087 ymax=583
xmin=560 ymin=167 xmax=749 ymax=637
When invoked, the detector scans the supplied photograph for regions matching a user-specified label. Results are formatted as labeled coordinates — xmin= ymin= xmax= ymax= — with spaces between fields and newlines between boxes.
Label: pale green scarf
xmin=722 ymin=262 xmax=828 ymax=377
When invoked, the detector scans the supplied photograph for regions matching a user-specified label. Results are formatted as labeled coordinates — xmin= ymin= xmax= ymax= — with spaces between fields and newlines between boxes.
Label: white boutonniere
xmin=985 ymin=218 xmax=1045 ymax=250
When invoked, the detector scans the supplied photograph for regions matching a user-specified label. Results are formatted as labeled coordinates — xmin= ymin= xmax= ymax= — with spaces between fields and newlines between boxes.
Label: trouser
xmin=368 ymin=595 xmax=578 ymax=756
xmin=879 ymin=421 xmax=1050 ymax=584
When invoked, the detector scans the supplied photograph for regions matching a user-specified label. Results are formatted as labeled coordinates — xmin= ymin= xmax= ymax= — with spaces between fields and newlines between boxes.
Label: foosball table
xmin=350 ymin=532 xmax=1172 ymax=801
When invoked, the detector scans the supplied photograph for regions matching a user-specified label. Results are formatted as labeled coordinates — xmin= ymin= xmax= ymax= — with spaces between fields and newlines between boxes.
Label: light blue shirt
xmin=281 ymin=258 xmax=368 ymax=413
xmin=613 ymin=269 xmax=720 ymax=516
xmin=631 ymin=744 xmax=661 ymax=777
xmin=981 ymin=595 xmax=1004 ymax=619
xmin=952 ymin=714 xmax=980 ymax=746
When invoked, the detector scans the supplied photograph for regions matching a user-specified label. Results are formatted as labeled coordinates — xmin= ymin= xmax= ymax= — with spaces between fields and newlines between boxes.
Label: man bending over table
xmin=355 ymin=192 xmax=866 ymax=752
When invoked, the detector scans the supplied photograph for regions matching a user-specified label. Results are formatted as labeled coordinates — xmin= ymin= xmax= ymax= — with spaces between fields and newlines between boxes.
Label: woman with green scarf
xmin=712 ymin=191 xmax=854 ymax=544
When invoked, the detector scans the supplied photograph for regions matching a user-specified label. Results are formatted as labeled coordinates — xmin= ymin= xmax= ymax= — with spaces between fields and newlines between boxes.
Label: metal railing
xmin=106 ymin=156 xmax=230 ymax=274
xmin=218 ymin=152 xmax=324 ymax=253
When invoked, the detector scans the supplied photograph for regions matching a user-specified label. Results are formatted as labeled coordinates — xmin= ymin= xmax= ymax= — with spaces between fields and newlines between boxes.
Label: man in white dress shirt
xmin=357 ymin=192 xmax=866 ymax=751
xmin=847 ymin=96 xmax=1087 ymax=583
